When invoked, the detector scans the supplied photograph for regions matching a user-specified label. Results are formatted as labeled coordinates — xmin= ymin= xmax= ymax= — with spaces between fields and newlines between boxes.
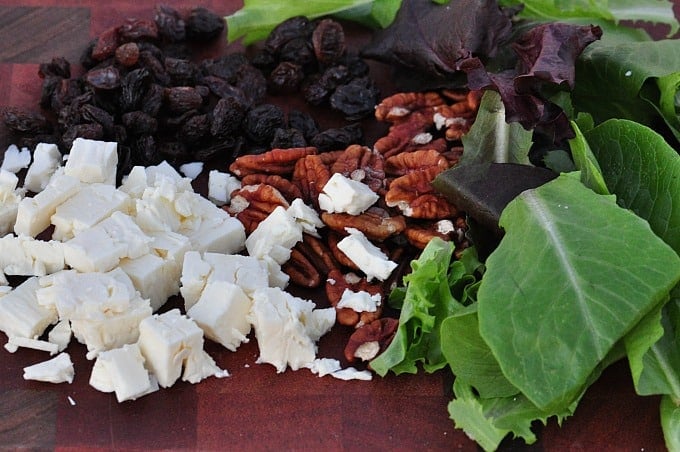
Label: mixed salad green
xmin=225 ymin=0 xmax=680 ymax=449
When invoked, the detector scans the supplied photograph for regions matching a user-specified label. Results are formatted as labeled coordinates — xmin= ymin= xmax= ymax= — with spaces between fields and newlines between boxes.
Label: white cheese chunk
xmin=318 ymin=173 xmax=378 ymax=215
xmin=119 ymin=253 xmax=179 ymax=312
xmin=63 ymin=211 xmax=151 ymax=273
xmin=14 ymin=172 xmax=81 ymax=237
xmin=329 ymin=367 xmax=373 ymax=381
xmin=0 ymin=170 xmax=25 ymax=236
xmin=0 ymin=234 xmax=65 ymax=276
xmin=245 ymin=206 xmax=302 ymax=264
xmin=337 ymin=228 xmax=397 ymax=282
xmin=0 ymin=276 xmax=57 ymax=342
xmin=23 ymin=143 xmax=62 ymax=193
xmin=184 ymin=211 xmax=246 ymax=255
xmin=187 ymin=280 xmax=252 ymax=351
xmin=336 ymin=288 xmax=381 ymax=313
xmin=64 ymin=138 xmax=117 ymax=185
xmin=247 ymin=287 xmax=335 ymax=373
xmin=137 ymin=309 xmax=217 ymax=388
xmin=147 ymin=229 xmax=191 ymax=264
xmin=1 ymin=144 xmax=31 ymax=173
xmin=7 ymin=336 xmax=59 ymax=355
xmin=89 ymin=343 xmax=158 ymax=402
xmin=287 ymin=198 xmax=324 ymax=238
xmin=179 ymin=161 xmax=203 ymax=180
xmin=207 ymin=169 xmax=241 ymax=206
xmin=51 ymin=183 xmax=131 ymax=241
xmin=307 ymin=357 xmax=342 ymax=377
xmin=260 ymin=255 xmax=289 ymax=289
xmin=36 ymin=268 xmax=152 ymax=358
xmin=23 ymin=352 xmax=74 ymax=383
xmin=48 ymin=319 xmax=72 ymax=352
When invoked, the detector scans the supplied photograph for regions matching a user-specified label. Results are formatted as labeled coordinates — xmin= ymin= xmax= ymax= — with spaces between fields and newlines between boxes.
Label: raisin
xmin=154 ymin=5 xmax=186 ymax=42
xmin=185 ymin=7 xmax=224 ymax=41
xmin=268 ymin=62 xmax=304 ymax=93
xmin=158 ymin=141 xmax=190 ymax=162
xmin=3 ymin=109 xmax=52 ymax=135
xmin=264 ymin=16 xmax=313 ymax=54
xmin=122 ymin=111 xmax=158 ymax=136
xmin=84 ymin=66 xmax=121 ymax=90
xmin=138 ymin=50 xmax=170 ymax=85
xmin=120 ymin=68 xmax=151 ymax=112
xmin=340 ymin=52 xmax=370 ymax=78
xmin=330 ymin=76 xmax=379 ymax=120
xmin=141 ymin=83 xmax=164 ymax=116
xmin=243 ymin=104 xmax=285 ymax=144
xmin=178 ymin=114 xmax=210 ymax=144
xmin=119 ymin=18 xmax=159 ymax=42
xmin=165 ymin=57 xmax=198 ymax=86
xmin=62 ymin=123 xmax=104 ymax=149
xmin=301 ymin=75 xmax=330 ymax=106
xmin=278 ymin=38 xmax=316 ymax=68
xmin=287 ymin=109 xmax=319 ymax=141
xmin=270 ymin=128 xmax=307 ymax=149
xmin=194 ymin=136 xmax=245 ymax=162
xmin=164 ymin=86 xmax=203 ymax=113
xmin=201 ymin=53 xmax=249 ymax=82
xmin=250 ymin=50 xmax=277 ymax=74
xmin=210 ymin=96 xmax=246 ymax=137
xmin=115 ymin=42 xmax=140 ymax=67
xmin=38 ymin=57 xmax=71 ymax=79
xmin=40 ymin=76 xmax=62 ymax=108
xmin=311 ymin=123 xmax=363 ymax=151
xmin=312 ymin=19 xmax=346 ymax=65
xmin=131 ymin=135 xmax=162 ymax=166
xmin=235 ymin=64 xmax=267 ymax=106
xmin=91 ymin=26 xmax=119 ymax=61
xmin=80 ymin=39 xmax=98 ymax=69
xmin=81 ymin=104 xmax=115 ymax=135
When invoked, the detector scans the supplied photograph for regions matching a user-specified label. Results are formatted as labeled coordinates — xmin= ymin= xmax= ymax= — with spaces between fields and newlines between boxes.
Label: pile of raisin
xmin=2 ymin=6 xmax=374 ymax=180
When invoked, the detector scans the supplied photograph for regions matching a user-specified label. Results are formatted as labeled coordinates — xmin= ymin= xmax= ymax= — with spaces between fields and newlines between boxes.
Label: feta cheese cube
xmin=336 ymin=228 xmax=397 ymax=281
xmin=0 ymin=170 xmax=25 ymax=236
xmin=287 ymin=198 xmax=324 ymax=237
xmin=48 ymin=319 xmax=72 ymax=352
xmin=14 ymin=172 xmax=81 ymax=237
xmin=137 ymin=309 xmax=212 ymax=388
xmin=89 ymin=343 xmax=158 ymax=402
xmin=179 ymin=161 xmax=203 ymax=180
xmin=185 ymin=212 xmax=246 ymax=254
xmin=24 ymin=143 xmax=61 ymax=193
xmin=23 ymin=352 xmax=74 ymax=384
xmin=245 ymin=206 xmax=302 ymax=264
xmin=51 ymin=183 xmax=131 ymax=241
xmin=0 ymin=234 xmax=65 ymax=276
xmin=318 ymin=173 xmax=378 ymax=215
xmin=1 ymin=144 xmax=31 ymax=173
xmin=0 ymin=277 xmax=57 ymax=342
xmin=64 ymin=138 xmax=117 ymax=185
xmin=207 ymin=170 xmax=241 ymax=206
xmin=247 ymin=287 xmax=335 ymax=373
xmin=187 ymin=280 xmax=252 ymax=351
xmin=119 ymin=253 xmax=179 ymax=312
xmin=63 ymin=211 xmax=151 ymax=273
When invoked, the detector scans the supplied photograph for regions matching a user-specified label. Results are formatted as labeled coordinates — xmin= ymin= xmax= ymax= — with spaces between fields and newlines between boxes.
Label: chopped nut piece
xmin=229 ymin=147 xmax=317 ymax=177
xmin=321 ymin=207 xmax=406 ymax=242
xmin=385 ymin=167 xmax=457 ymax=219
xmin=344 ymin=317 xmax=399 ymax=363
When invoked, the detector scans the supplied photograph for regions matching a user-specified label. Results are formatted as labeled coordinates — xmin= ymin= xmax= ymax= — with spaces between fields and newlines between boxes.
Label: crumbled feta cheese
xmin=247 ymin=287 xmax=335 ymax=373
xmin=307 ymin=358 xmax=373 ymax=380
xmin=187 ymin=280 xmax=252 ymax=352
xmin=336 ymin=288 xmax=381 ymax=312
xmin=318 ymin=173 xmax=378 ymax=215
xmin=1 ymin=144 xmax=31 ymax=173
xmin=207 ymin=170 xmax=240 ymax=206
xmin=329 ymin=367 xmax=373 ymax=381
xmin=7 ymin=336 xmax=59 ymax=355
xmin=0 ymin=277 xmax=57 ymax=343
xmin=337 ymin=228 xmax=397 ymax=281
xmin=89 ymin=343 xmax=158 ymax=402
xmin=62 ymin=211 xmax=152 ymax=273
xmin=51 ymin=183 xmax=131 ymax=241
xmin=137 ymin=309 xmax=219 ymax=388
xmin=24 ymin=143 xmax=61 ymax=193
xmin=245 ymin=206 xmax=302 ymax=264
xmin=14 ymin=172 xmax=81 ymax=237
xmin=23 ymin=352 xmax=74 ymax=383
xmin=48 ymin=319 xmax=72 ymax=352
xmin=118 ymin=253 xmax=179 ymax=312
xmin=64 ymin=138 xmax=117 ymax=185
xmin=0 ymin=234 xmax=65 ymax=276
xmin=287 ymin=198 xmax=324 ymax=237
xmin=179 ymin=161 xmax=203 ymax=180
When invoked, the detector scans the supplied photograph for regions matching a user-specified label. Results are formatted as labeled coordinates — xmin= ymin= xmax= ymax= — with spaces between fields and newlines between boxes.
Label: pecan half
xmin=330 ymin=144 xmax=386 ymax=194
xmin=404 ymin=219 xmax=460 ymax=249
xmin=292 ymin=154 xmax=331 ymax=208
xmin=385 ymin=149 xmax=450 ymax=177
xmin=241 ymin=174 xmax=303 ymax=203
xmin=229 ymin=147 xmax=317 ymax=177
xmin=344 ymin=317 xmax=399 ymax=363
xmin=296 ymin=233 xmax=339 ymax=277
xmin=375 ymin=91 xmax=445 ymax=122
xmin=227 ymin=183 xmax=290 ymax=234
xmin=281 ymin=246 xmax=322 ymax=288
xmin=385 ymin=167 xmax=457 ymax=219
xmin=321 ymin=206 xmax=406 ymax=242
xmin=373 ymin=110 xmax=435 ymax=158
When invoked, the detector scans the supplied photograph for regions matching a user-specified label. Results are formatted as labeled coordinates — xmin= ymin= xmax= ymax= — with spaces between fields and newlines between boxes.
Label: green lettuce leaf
xmin=661 ymin=394 xmax=680 ymax=451
xmin=477 ymin=173 xmax=680 ymax=412
xmin=568 ymin=121 xmax=610 ymax=195
xmin=573 ymin=40 xmax=680 ymax=142
xmin=370 ymin=240 xmax=482 ymax=376
xmin=225 ymin=0 xmax=401 ymax=45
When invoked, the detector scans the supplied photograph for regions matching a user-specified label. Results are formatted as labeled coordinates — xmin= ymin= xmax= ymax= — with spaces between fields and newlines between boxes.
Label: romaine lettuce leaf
xmin=477 ymin=173 xmax=680 ymax=412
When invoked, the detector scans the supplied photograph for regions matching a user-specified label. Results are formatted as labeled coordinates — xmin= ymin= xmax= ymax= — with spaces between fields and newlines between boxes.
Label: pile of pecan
xmin=226 ymin=89 xmax=481 ymax=365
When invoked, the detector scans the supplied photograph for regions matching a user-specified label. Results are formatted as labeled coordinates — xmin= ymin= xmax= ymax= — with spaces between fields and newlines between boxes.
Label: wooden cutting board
xmin=0 ymin=2 xmax=674 ymax=450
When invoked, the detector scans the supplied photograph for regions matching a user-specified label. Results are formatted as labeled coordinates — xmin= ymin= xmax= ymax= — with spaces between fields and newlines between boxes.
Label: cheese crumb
xmin=23 ymin=352 xmax=75 ymax=383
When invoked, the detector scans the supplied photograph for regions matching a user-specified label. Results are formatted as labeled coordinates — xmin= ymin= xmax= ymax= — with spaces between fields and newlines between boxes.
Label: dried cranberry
xmin=91 ymin=26 xmax=120 ymax=61
xmin=119 ymin=18 xmax=159 ymax=42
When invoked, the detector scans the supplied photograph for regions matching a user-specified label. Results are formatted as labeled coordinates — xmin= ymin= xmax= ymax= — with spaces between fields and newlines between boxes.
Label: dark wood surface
xmin=0 ymin=2 xmax=677 ymax=450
